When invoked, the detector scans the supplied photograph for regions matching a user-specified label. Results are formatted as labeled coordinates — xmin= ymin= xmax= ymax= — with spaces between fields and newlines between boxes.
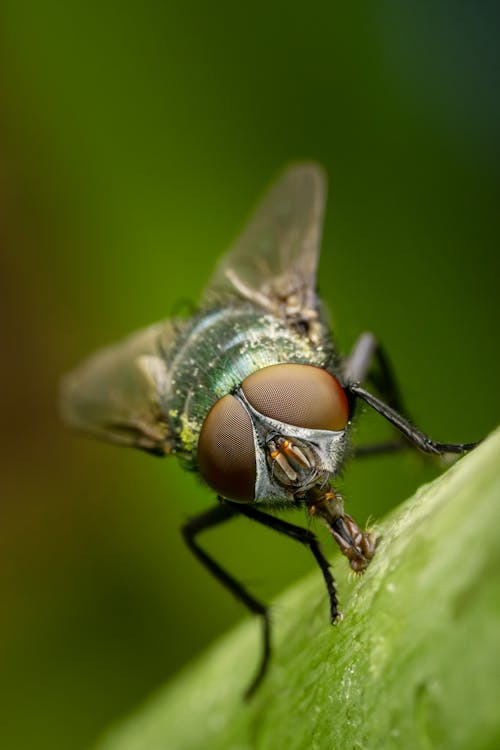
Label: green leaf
xmin=95 ymin=429 xmax=500 ymax=750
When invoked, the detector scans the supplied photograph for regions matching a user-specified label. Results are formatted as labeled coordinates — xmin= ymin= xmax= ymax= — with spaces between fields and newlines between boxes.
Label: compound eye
xmin=242 ymin=363 xmax=348 ymax=431
xmin=197 ymin=394 xmax=256 ymax=502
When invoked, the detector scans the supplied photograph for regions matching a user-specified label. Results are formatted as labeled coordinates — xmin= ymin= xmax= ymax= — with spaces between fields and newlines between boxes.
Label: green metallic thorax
xmin=163 ymin=305 xmax=337 ymax=468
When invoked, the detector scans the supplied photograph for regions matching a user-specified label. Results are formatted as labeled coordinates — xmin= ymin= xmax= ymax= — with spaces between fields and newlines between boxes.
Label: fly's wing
xmin=61 ymin=164 xmax=327 ymax=454
xmin=60 ymin=320 xmax=182 ymax=455
xmin=201 ymin=162 xmax=327 ymax=327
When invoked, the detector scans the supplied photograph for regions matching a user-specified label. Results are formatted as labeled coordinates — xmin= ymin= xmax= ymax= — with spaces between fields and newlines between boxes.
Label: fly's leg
xmin=344 ymin=332 xmax=410 ymax=456
xmin=181 ymin=502 xmax=270 ymax=699
xmin=234 ymin=502 xmax=342 ymax=624
xmin=349 ymin=384 xmax=479 ymax=455
xmin=345 ymin=331 xmax=479 ymax=456
xmin=345 ymin=332 xmax=406 ymax=414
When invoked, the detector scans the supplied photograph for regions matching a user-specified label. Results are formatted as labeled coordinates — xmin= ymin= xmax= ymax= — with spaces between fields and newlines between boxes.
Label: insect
xmin=61 ymin=163 xmax=478 ymax=697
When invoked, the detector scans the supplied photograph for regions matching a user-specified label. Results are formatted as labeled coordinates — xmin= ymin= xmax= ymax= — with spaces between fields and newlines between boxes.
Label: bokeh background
xmin=1 ymin=2 xmax=499 ymax=749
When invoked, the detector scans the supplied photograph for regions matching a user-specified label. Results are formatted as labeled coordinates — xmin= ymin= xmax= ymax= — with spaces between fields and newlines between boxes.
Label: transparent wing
xmin=201 ymin=162 xmax=327 ymax=324
xmin=60 ymin=320 xmax=183 ymax=455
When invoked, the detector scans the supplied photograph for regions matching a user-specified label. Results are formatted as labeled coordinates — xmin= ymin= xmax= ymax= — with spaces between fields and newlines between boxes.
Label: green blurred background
xmin=0 ymin=2 xmax=498 ymax=749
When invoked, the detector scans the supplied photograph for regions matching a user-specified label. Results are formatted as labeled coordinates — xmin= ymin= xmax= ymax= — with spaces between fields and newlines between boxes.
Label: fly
xmin=60 ymin=163 xmax=479 ymax=698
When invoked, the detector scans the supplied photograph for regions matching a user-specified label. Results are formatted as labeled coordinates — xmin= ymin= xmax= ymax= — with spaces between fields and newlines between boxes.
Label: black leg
xmin=345 ymin=331 xmax=408 ymax=415
xmin=181 ymin=502 xmax=270 ymax=699
xmin=366 ymin=343 xmax=407 ymax=416
xmin=349 ymin=383 xmax=479 ymax=455
xmin=345 ymin=332 xmax=478 ymax=456
xmin=345 ymin=332 xmax=411 ymax=457
xmin=234 ymin=502 xmax=341 ymax=624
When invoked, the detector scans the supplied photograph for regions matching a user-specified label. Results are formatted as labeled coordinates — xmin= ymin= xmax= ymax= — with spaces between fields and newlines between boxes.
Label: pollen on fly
xmin=61 ymin=163 xmax=479 ymax=699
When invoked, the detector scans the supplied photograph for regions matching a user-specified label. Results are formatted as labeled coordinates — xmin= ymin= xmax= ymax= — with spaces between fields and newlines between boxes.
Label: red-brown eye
xmin=197 ymin=394 xmax=256 ymax=502
xmin=242 ymin=363 xmax=348 ymax=431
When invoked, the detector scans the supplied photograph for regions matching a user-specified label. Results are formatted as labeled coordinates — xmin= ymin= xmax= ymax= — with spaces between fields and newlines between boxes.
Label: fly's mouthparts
xmin=330 ymin=514 xmax=376 ymax=573
xmin=307 ymin=488 xmax=376 ymax=573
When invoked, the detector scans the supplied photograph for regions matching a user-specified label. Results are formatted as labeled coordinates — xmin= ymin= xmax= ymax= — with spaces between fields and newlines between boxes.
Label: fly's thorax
xmin=165 ymin=306 xmax=336 ymax=466
xmin=197 ymin=362 xmax=350 ymax=504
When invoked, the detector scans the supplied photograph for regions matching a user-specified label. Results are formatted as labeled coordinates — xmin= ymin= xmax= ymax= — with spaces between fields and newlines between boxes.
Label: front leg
xmin=345 ymin=331 xmax=479 ymax=456
xmin=344 ymin=331 xmax=406 ymax=414
xmin=181 ymin=502 xmax=271 ymax=699
xmin=235 ymin=502 xmax=342 ymax=624
xmin=350 ymin=384 xmax=478 ymax=455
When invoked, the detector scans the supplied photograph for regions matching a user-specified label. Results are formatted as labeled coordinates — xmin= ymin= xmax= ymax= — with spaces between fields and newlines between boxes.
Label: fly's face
xmin=197 ymin=363 xmax=349 ymax=503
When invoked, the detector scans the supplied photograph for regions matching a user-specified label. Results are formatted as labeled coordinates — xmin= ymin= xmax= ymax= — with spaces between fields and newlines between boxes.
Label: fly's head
xmin=197 ymin=364 xmax=350 ymax=504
